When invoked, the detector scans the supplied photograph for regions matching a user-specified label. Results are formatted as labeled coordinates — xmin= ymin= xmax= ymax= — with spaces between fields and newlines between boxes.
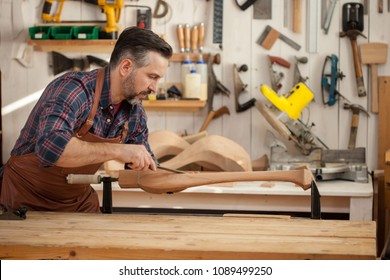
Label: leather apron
xmin=0 ymin=68 xmax=128 ymax=212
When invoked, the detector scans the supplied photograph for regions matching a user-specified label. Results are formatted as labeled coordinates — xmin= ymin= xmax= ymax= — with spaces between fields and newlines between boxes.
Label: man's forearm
xmin=55 ymin=137 xmax=121 ymax=168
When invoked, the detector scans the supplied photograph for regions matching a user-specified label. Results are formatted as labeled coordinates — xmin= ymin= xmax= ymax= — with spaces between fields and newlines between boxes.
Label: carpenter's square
xmin=257 ymin=25 xmax=301 ymax=51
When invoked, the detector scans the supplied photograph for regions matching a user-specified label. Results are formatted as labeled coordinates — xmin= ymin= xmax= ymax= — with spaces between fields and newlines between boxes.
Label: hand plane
xmin=268 ymin=55 xmax=291 ymax=93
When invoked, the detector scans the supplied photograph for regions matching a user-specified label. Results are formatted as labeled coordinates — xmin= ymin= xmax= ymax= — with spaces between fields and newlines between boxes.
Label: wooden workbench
xmin=0 ymin=211 xmax=376 ymax=260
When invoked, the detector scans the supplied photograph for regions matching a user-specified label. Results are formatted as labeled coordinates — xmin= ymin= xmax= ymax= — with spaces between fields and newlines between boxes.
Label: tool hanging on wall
xmin=360 ymin=42 xmax=389 ymax=113
xmin=322 ymin=0 xmax=338 ymax=34
xmin=378 ymin=0 xmax=384 ymax=13
xmin=321 ymin=54 xmax=346 ymax=106
xmin=176 ymin=23 xmax=206 ymax=53
xmin=233 ymin=64 xmax=256 ymax=113
xmin=257 ymin=25 xmax=301 ymax=51
xmin=41 ymin=0 xmax=124 ymax=39
xmin=339 ymin=2 xmax=367 ymax=97
xmin=253 ymin=0 xmax=272 ymax=19
xmin=125 ymin=3 xmax=152 ymax=29
xmin=153 ymin=0 xmax=169 ymax=18
xmin=234 ymin=0 xmax=257 ymax=11
xmin=136 ymin=7 xmax=151 ymax=29
xmin=268 ymin=55 xmax=291 ymax=93
xmin=293 ymin=56 xmax=308 ymax=86
xmin=51 ymin=52 xmax=108 ymax=75
xmin=292 ymin=0 xmax=302 ymax=33
xmin=343 ymin=103 xmax=369 ymax=150
xmin=206 ymin=53 xmax=230 ymax=115
xmin=213 ymin=0 xmax=223 ymax=47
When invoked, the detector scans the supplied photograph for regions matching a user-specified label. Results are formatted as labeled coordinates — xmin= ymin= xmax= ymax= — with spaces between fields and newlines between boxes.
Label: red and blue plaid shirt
xmin=8 ymin=66 xmax=153 ymax=167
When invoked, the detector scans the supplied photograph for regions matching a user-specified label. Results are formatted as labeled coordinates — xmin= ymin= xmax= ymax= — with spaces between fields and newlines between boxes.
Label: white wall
xmin=1 ymin=0 xmax=389 ymax=172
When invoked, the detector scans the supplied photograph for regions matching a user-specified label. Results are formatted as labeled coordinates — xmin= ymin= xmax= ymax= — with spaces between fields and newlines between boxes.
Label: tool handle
xmin=269 ymin=55 xmax=291 ymax=68
xmin=348 ymin=113 xmax=359 ymax=149
xmin=292 ymin=0 xmax=302 ymax=33
xmin=371 ymin=64 xmax=379 ymax=113
xmin=198 ymin=22 xmax=205 ymax=52
xmin=176 ymin=24 xmax=185 ymax=52
xmin=191 ymin=25 xmax=198 ymax=53
xmin=350 ymin=39 xmax=367 ymax=96
xmin=184 ymin=24 xmax=191 ymax=52
xmin=236 ymin=98 xmax=256 ymax=113
xmin=67 ymin=174 xmax=102 ymax=184
xmin=199 ymin=111 xmax=216 ymax=132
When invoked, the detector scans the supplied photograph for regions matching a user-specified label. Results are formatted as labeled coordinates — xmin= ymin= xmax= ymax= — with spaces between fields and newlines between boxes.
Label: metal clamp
xmin=0 ymin=204 xmax=27 ymax=220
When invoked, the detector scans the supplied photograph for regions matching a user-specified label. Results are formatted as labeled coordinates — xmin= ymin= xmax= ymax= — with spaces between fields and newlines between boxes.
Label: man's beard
xmin=123 ymin=69 xmax=152 ymax=105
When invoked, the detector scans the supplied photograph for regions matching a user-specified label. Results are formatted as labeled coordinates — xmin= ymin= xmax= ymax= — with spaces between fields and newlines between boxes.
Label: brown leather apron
xmin=0 ymin=68 xmax=128 ymax=212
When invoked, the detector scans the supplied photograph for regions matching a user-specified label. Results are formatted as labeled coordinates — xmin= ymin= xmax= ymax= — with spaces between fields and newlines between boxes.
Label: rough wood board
xmin=378 ymin=77 xmax=390 ymax=169
xmin=0 ymin=212 xmax=376 ymax=260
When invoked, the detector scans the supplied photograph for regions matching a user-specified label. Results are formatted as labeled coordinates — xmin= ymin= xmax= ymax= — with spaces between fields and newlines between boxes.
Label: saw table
xmin=0 ymin=211 xmax=376 ymax=260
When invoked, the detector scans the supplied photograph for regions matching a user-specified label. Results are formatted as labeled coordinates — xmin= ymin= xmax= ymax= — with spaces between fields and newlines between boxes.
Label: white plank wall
xmin=1 ymin=0 xmax=389 ymax=172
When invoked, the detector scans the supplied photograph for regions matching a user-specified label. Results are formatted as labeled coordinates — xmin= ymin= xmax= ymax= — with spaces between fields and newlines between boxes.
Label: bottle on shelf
xmin=184 ymin=68 xmax=201 ymax=99
xmin=195 ymin=54 xmax=208 ymax=101
xmin=180 ymin=54 xmax=193 ymax=94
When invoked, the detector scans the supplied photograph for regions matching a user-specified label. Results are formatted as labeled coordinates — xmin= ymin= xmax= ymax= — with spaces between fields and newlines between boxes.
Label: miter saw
xmin=255 ymin=83 xmax=368 ymax=183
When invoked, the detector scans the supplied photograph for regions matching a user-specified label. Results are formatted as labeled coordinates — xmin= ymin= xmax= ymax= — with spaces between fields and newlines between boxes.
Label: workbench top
xmin=0 ymin=211 xmax=376 ymax=260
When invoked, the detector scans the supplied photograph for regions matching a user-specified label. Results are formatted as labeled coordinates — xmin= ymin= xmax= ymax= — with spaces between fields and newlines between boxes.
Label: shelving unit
xmin=27 ymin=39 xmax=219 ymax=63
xmin=142 ymin=100 xmax=206 ymax=112
xmin=27 ymin=39 xmax=219 ymax=112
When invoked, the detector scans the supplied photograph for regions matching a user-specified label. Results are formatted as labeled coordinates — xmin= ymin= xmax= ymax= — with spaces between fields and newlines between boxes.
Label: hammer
xmin=339 ymin=30 xmax=367 ymax=97
xmin=343 ymin=103 xmax=369 ymax=149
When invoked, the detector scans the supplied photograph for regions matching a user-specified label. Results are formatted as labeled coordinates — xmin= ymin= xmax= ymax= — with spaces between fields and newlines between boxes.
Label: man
xmin=0 ymin=27 xmax=173 ymax=212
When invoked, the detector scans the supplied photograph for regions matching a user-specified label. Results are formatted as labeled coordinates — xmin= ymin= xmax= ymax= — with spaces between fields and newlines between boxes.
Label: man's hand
xmin=122 ymin=144 xmax=157 ymax=171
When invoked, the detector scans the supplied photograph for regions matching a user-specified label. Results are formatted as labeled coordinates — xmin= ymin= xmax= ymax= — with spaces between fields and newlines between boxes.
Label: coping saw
xmin=321 ymin=54 xmax=346 ymax=106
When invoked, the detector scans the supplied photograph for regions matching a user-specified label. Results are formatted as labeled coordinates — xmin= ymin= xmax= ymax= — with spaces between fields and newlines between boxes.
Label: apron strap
xmin=75 ymin=68 xmax=105 ymax=138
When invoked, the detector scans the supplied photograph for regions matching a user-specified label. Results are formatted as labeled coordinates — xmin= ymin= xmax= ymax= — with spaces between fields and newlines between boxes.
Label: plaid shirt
xmin=8 ymin=66 xmax=153 ymax=167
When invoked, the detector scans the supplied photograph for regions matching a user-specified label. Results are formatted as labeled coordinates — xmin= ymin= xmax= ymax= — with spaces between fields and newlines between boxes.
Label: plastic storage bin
xmin=50 ymin=26 xmax=73 ymax=39
xmin=72 ymin=26 xmax=100 ymax=39
xmin=29 ymin=26 xmax=51 ymax=40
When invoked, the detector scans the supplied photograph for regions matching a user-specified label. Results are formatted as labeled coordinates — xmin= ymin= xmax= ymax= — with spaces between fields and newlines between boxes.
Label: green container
xmin=28 ymin=26 xmax=51 ymax=40
xmin=72 ymin=26 xmax=100 ymax=40
xmin=51 ymin=26 xmax=73 ymax=39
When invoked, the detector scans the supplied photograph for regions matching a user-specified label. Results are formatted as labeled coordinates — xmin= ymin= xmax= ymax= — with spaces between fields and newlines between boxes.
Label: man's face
xmin=122 ymin=52 xmax=169 ymax=105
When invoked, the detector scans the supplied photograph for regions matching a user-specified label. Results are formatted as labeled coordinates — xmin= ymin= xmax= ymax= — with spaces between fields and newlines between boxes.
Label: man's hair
xmin=109 ymin=27 xmax=173 ymax=69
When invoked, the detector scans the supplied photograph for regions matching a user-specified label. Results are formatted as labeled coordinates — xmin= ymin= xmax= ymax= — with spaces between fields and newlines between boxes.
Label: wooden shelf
xmin=27 ymin=39 xmax=213 ymax=112
xmin=27 ymin=39 xmax=220 ymax=63
xmin=28 ymin=39 xmax=116 ymax=53
xmin=142 ymin=100 xmax=206 ymax=112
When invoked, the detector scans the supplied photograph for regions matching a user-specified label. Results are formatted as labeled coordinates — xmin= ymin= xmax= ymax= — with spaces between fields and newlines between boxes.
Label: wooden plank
xmin=142 ymin=100 xmax=206 ymax=112
xmin=378 ymin=76 xmax=390 ymax=169
xmin=0 ymin=212 xmax=376 ymax=260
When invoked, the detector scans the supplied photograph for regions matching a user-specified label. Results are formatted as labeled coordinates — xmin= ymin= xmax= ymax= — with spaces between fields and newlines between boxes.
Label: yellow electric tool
xmin=256 ymin=82 xmax=328 ymax=155
xmin=42 ymin=0 xmax=124 ymax=39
